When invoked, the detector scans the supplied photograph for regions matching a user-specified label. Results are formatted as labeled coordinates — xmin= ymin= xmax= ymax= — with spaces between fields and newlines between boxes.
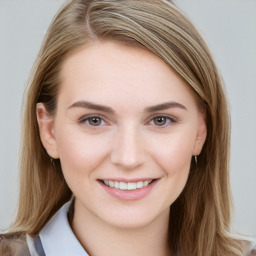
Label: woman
xmin=0 ymin=0 xmax=255 ymax=255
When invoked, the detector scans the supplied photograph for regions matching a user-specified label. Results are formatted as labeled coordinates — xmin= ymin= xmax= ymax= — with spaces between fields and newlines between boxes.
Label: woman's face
xmin=37 ymin=41 xmax=206 ymax=229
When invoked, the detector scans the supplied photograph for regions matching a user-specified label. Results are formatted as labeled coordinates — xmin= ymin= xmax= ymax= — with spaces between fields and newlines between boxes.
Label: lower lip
xmin=99 ymin=180 xmax=158 ymax=201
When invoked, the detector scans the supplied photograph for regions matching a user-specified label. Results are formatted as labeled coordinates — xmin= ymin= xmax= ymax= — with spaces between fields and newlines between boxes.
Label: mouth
xmin=99 ymin=179 xmax=156 ymax=191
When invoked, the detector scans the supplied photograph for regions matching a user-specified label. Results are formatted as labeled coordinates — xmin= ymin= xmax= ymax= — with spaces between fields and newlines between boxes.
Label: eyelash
xmin=78 ymin=114 xmax=177 ymax=128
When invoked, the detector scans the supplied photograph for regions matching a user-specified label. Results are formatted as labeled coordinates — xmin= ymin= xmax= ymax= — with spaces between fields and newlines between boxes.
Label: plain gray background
xmin=0 ymin=0 xmax=255 ymax=236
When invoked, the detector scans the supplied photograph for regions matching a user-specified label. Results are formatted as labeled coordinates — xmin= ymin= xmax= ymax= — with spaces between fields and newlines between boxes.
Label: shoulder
xmin=249 ymin=244 xmax=256 ymax=256
xmin=243 ymin=239 xmax=256 ymax=256
xmin=248 ymin=247 xmax=256 ymax=256
xmin=0 ymin=233 xmax=30 ymax=256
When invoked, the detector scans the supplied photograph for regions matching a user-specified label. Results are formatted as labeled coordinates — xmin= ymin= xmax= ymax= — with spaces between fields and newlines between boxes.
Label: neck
xmin=71 ymin=202 xmax=171 ymax=256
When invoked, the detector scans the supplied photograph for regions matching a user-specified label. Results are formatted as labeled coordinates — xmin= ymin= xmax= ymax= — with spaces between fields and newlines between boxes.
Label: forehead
xmin=58 ymin=40 xmax=197 ymax=109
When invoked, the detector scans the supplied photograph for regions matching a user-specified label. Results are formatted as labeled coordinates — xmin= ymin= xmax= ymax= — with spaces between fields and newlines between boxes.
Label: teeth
xmin=109 ymin=181 xmax=115 ymax=188
xmin=103 ymin=180 xmax=153 ymax=190
xmin=137 ymin=181 xmax=143 ymax=188
xmin=114 ymin=181 xmax=119 ymax=189
xmin=120 ymin=182 xmax=127 ymax=190
xmin=144 ymin=180 xmax=149 ymax=186
xmin=128 ymin=182 xmax=136 ymax=190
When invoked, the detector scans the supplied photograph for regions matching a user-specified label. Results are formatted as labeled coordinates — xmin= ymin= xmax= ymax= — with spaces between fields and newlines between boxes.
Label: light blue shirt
xmin=36 ymin=200 xmax=89 ymax=256
xmin=25 ymin=200 xmax=256 ymax=256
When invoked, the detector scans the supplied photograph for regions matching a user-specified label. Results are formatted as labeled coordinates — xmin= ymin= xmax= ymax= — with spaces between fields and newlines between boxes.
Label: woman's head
xmin=36 ymin=40 xmax=207 ymax=231
xmin=16 ymin=0 xmax=235 ymax=255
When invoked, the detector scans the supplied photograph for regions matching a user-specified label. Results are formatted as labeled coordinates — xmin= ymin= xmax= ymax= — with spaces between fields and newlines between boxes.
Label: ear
xmin=36 ymin=103 xmax=59 ymax=159
xmin=193 ymin=112 xmax=207 ymax=156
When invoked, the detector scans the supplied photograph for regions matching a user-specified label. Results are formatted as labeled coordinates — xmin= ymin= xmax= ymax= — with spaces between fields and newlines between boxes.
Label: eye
xmin=79 ymin=115 xmax=106 ymax=127
xmin=87 ymin=117 xmax=103 ymax=126
xmin=150 ymin=116 xmax=175 ymax=127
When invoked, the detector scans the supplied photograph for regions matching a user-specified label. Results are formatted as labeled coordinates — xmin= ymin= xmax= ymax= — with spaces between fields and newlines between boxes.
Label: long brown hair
xmin=12 ymin=0 xmax=244 ymax=255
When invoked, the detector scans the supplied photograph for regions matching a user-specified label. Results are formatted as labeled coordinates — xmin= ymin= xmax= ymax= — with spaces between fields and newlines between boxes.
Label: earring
xmin=192 ymin=155 xmax=198 ymax=173
xmin=194 ymin=155 xmax=198 ymax=166
xmin=50 ymin=157 xmax=55 ymax=167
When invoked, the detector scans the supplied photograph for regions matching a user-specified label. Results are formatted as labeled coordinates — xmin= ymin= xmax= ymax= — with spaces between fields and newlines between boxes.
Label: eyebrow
xmin=145 ymin=101 xmax=187 ymax=112
xmin=68 ymin=100 xmax=187 ymax=113
xmin=68 ymin=101 xmax=115 ymax=114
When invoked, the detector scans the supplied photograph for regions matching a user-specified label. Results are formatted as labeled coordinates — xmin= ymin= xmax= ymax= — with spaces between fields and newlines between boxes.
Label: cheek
xmin=149 ymin=131 xmax=195 ymax=205
xmin=149 ymin=128 xmax=196 ymax=174
xmin=54 ymin=126 xmax=111 ymax=181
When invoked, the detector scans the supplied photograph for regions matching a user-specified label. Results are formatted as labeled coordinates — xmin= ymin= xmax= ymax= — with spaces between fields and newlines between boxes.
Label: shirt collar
xmin=39 ymin=200 xmax=89 ymax=256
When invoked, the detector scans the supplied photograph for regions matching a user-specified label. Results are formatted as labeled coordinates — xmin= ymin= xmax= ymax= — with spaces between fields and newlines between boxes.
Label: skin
xmin=37 ymin=41 xmax=207 ymax=256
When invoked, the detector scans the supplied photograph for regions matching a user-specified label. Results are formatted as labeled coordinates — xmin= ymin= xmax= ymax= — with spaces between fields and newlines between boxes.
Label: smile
xmin=102 ymin=180 xmax=154 ymax=191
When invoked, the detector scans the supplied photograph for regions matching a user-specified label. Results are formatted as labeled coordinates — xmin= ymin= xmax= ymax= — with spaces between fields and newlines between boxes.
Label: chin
xmin=98 ymin=206 xmax=170 ymax=230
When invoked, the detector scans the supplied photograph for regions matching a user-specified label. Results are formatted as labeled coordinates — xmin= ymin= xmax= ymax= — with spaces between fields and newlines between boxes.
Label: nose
xmin=110 ymin=125 xmax=145 ymax=170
